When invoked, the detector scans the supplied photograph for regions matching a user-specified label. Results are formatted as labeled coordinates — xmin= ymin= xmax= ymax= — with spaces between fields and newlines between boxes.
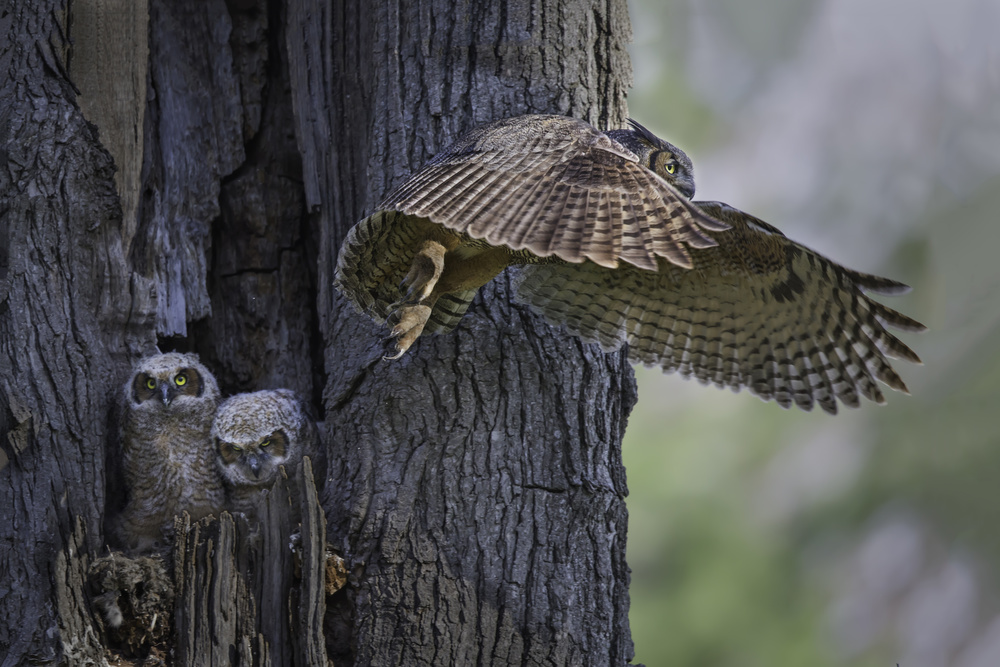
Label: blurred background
xmin=621 ymin=0 xmax=1000 ymax=665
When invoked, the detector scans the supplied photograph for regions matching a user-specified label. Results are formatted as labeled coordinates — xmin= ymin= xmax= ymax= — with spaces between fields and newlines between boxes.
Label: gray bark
xmin=189 ymin=0 xmax=320 ymax=401
xmin=67 ymin=0 xmax=149 ymax=248
xmin=1 ymin=0 xmax=640 ymax=664
xmin=0 ymin=2 xmax=155 ymax=664
xmin=287 ymin=0 xmax=639 ymax=664
xmin=171 ymin=460 xmax=328 ymax=667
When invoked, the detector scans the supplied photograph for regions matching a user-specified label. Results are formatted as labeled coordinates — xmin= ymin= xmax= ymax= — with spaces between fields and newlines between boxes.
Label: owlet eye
xmin=145 ymin=378 xmax=156 ymax=390
xmin=174 ymin=373 xmax=187 ymax=387
xmin=260 ymin=439 xmax=271 ymax=448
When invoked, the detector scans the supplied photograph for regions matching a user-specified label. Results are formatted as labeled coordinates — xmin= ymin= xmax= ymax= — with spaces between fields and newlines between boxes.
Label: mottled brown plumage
xmin=514 ymin=202 xmax=924 ymax=413
xmin=337 ymin=115 xmax=725 ymax=356
xmin=382 ymin=115 xmax=726 ymax=271
xmin=334 ymin=115 xmax=924 ymax=413
xmin=115 ymin=353 xmax=224 ymax=554
xmin=212 ymin=389 xmax=323 ymax=526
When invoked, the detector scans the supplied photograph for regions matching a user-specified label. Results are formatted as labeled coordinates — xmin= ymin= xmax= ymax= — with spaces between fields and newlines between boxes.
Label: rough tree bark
xmin=0 ymin=0 xmax=639 ymax=664
xmin=1 ymin=2 xmax=156 ymax=664
xmin=288 ymin=0 xmax=638 ymax=664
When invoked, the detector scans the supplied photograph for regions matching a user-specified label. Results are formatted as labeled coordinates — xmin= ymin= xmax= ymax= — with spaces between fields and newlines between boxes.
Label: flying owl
xmin=212 ymin=389 xmax=323 ymax=525
xmin=334 ymin=114 xmax=924 ymax=414
xmin=115 ymin=352 xmax=224 ymax=553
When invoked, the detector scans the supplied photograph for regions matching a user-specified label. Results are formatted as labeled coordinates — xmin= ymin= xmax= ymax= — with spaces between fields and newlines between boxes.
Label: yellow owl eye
xmin=260 ymin=439 xmax=271 ymax=448
xmin=145 ymin=378 xmax=156 ymax=390
xmin=231 ymin=444 xmax=242 ymax=453
xmin=175 ymin=374 xmax=187 ymax=387
xmin=665 ymin=161 xmax=677 ymax=175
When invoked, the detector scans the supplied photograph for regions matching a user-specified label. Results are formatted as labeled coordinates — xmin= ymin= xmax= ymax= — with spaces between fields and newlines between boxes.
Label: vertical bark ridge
xmin=134 ymin=0 xmax=245 ymax=338
xmin=191 ymin=0 xmax=320 ymax=400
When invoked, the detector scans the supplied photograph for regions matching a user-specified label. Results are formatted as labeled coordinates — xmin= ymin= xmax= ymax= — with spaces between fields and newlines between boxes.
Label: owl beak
xmin=248 ymin=456 xmax=262 ymax=478
xmin=676 ymin=180 xmax=695 ymax=199
xmin=159 ymin=383 xmax=175 ymax=406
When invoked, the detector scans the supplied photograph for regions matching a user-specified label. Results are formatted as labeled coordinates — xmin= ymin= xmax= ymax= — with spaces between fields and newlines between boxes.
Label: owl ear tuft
xmin=626 ymin=118 xmax=660 ymax=145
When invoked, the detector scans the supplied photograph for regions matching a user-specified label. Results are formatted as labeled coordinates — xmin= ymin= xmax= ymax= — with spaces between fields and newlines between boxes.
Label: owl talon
xmin=398 ymin=240 xmax=447 ymax=303
xmin=397 ymin=277 xmax=424 ymax=305
xmin=384 ymin=304 xmax=432 ymax=359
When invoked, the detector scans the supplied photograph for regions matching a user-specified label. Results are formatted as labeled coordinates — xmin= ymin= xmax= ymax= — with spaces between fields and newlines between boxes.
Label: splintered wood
xmin=171 ymin=457 xmax=332 ymax=666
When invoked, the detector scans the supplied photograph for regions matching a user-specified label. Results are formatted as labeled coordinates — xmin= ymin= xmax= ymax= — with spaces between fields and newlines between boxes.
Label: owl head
xmin=212 ymin=389 xmax=311 ymax=489
xmin=125 ymin=352 xmax=220 ymax=416
xmin=606 ymin=119 xmax=696 ymax=199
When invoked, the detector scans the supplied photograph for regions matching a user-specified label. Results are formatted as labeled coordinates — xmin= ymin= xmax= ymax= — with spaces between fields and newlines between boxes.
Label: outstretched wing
xmin=512 ymin=201 xmax=925 ymax=414
xmin=333 ymin=210 xmax=480 ymax=335
xmin=380 ymin=114 xmax=727 ymax=271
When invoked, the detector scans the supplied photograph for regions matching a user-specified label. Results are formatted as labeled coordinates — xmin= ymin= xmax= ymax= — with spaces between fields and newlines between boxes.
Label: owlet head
xmin=606 ymin=119 xmax=696 ymax=199
xmin=212 ymin=390 xmax=304 ymax=488
xmin=126 ymin=352 xmax=219 ymax=413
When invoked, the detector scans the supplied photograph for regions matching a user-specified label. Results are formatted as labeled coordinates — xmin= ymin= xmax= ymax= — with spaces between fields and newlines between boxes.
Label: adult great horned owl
xmin=212 ymin=389 xmax=322 ymax=525
xmin=336 ymin=115 xmax=726 ymax=356
xmin=335 ymin=114 xmax=924 ymax=414
xmin=116 ymin=352 xmax=224 ymax=553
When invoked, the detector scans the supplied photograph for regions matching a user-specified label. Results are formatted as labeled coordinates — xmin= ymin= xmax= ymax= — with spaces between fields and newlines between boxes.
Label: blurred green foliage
xmin=622 ymin=1 xmax=1000 ymax=665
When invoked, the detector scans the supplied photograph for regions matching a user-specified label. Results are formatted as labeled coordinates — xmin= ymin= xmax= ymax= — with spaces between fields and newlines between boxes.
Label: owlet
xmin=115 ymin=352 xmax=224 ymax=553
xmin=212 ymin=389 xmax=323 ymax=526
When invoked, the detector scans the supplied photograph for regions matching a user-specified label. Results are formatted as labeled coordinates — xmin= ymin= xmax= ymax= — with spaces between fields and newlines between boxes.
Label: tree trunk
xmin=288 ymin=0 xmax=638 ymax=663
xmin=0 ymin=0 xmax=639 ymax=664
xmin=1 ymin=1 xmax=155 ymax=663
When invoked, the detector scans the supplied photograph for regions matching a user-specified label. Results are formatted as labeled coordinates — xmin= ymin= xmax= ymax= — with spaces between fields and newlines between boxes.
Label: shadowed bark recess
xmin=190 ymin=0 xmax=320 ymax=401
xmin=287 ymin=0 xmax=639 ymax=663
xmin=133 ymin=0 xmax=245 ymax=338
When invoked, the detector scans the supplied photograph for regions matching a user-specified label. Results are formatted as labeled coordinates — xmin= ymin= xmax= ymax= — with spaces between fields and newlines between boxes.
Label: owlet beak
xmin=160 ymin=383 xmax=174 ymax=406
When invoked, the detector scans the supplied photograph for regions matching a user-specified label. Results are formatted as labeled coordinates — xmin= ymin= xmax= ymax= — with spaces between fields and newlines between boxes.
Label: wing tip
xmin=856 ymin=272 xmax=912 ymax=296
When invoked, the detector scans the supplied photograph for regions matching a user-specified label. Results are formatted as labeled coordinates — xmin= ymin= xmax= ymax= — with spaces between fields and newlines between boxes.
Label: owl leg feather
xmin=434 ymin=246 xmax=512 ymax=293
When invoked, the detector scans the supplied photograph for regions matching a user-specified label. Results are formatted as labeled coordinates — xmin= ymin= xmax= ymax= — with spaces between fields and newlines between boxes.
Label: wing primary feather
xmin=852 ymin=271 xmax=912 ymax=295
xmin=868 ymin=300 xmax=927 ymax=333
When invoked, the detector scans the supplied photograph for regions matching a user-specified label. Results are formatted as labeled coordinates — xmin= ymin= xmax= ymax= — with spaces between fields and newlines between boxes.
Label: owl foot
xmin=385 ymin=304 xmax=433 ymax=359
xmin=398 ymin=240 xmax=447 ymax=303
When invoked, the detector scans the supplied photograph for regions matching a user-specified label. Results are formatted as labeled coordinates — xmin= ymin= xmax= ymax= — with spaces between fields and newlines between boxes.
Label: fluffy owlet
xmin=334 ymin=114 xmax=924 ymax=414
xmin=116 ymin=352 xmax=224 ymax=553
xmin=212 ymin=389 xmax=322 ymax=525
